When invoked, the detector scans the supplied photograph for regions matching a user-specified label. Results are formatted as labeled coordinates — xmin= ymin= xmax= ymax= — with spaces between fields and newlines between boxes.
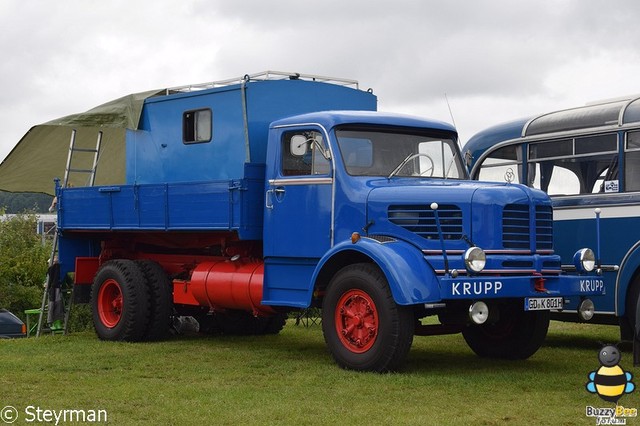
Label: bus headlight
xmin=464 ymin=247 xmax=486 ymax=273
xmin=573 ymin=248 xmax=595 ymax=273
xmin=578 ymin=298 xmax=595 ymax=321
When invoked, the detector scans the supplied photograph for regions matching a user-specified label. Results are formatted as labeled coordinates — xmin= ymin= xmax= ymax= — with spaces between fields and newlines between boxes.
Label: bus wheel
xmin=92 ymin=260 xmax=150 ymax=342
xmin=136 ymin=260 xmax=173 ymax=341
xmin=322 ymin=263 xmax=414 ymax=372
xmin=624 ymin=276 xmax=640 ymax=341
xmin=462 ymin=300 xmax=550 ymax=360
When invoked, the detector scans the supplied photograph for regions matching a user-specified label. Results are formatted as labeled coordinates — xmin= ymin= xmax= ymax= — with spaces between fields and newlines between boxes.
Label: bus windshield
xmin=335 ymin=128 xmax=464 ymax=179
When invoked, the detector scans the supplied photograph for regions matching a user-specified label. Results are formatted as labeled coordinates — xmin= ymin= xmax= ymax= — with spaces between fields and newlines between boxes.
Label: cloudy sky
xmin=2 ymin=0 xmax=640 ymax=162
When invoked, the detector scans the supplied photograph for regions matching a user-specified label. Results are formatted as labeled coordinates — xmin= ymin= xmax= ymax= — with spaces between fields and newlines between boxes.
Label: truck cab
xmin=262 ymin=111 xmax=465 ymax=306
xmin=258 ymin=109 xmax=603 ymax=370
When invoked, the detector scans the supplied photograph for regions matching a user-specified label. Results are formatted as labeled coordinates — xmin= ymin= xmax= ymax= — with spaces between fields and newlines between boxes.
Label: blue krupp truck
xmin=55 ymin=72 xmax=603 ymax=371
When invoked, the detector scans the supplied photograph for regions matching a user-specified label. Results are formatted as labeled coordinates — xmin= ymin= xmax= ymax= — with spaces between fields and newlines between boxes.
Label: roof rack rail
xmin=164 ymin=71 xmax=359 ymax=95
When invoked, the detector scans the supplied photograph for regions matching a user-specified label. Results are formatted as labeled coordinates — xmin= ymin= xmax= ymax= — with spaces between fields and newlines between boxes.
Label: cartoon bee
xmin=586 ymin=344 xmax=635 ymax=403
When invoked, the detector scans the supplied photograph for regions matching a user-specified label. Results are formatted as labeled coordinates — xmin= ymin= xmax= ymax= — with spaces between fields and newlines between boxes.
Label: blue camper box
xmin=127 ymin=77 xmax=377 ymax=184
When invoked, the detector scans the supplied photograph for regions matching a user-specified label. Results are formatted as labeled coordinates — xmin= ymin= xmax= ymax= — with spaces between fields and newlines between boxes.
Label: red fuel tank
xmin=189 ymin=260 xmax=275 ymax=316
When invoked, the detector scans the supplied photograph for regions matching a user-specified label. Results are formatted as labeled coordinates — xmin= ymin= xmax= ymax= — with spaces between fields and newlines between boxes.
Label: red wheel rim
xmin=97 ymin=279 xmax=123 ymax=328
xmin=335 ymin=289 xmax=378 ymax=353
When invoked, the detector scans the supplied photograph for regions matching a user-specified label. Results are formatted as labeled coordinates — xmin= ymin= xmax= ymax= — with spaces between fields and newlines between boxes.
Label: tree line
xmin=0 ymin=192 xmax=53 ymax=213
xmin=0 ymin=213 xmax=49 ymax=320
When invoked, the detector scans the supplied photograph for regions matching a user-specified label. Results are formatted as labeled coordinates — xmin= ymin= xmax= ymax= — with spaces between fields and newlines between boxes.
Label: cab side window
xmin=281 ymin=130 xmax=330 ymax=176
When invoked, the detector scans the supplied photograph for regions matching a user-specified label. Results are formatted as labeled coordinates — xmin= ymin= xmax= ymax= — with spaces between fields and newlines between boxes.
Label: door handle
xmin=266 ymin=187 xmax=286 ymax=209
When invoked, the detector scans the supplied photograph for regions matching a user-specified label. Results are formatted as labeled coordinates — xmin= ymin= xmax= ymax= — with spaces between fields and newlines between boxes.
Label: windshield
xmin=335 ymin=128 xmax=464 ymax=178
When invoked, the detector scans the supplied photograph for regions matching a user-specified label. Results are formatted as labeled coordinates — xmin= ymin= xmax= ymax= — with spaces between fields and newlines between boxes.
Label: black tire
xmin=197 ymin=311 xmax=286 ymax=335
xmin=196 ymin=314 xmax=222 ymax=335
xmin=212 ymin=310 xmax=283 ymax=335
xmin=258 ymin=312 xmax=288 ymax=335
xmin=321 ymin=263 xmax=414 ymax=372
xmin=136 ymin=260 xmax=173 ymax=341
xmin=216 ymin=310 xmax=262 ymax=335
xmin=91 ymin=260 xmax=150 ymax=342
xmin=462 ymin=300 xmax=550 ymax=360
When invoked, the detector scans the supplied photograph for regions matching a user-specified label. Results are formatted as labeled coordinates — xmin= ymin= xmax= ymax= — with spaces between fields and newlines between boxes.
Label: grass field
xmin=0 ymin=319 xmax=634 ymax=425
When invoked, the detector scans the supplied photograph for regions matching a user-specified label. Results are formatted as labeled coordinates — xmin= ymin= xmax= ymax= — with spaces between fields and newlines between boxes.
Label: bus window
xmin=528 ymin=139 xmax=572 ymax=160
xmin=527 ymin=134 xmax=618 ymax=195
xmin=528 ymin=162 xmax=580 ymax=195
xmin=476 ymin=145 xmax=523 ymax=183
xmin=528 ymin=155 xmax=616 ymax=194
xmin=626 ymin=130 xmax=640 ymax=192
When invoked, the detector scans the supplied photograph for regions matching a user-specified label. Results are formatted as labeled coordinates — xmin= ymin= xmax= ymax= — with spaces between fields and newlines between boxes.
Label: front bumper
xmin=439 ymin=274 xmax=604 ymax=300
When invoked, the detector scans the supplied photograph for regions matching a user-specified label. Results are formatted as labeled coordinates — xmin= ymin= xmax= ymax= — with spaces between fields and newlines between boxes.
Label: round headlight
xmin=464 ymin=247 xmax=486 ymax=273
xmin=573 ymin=248 xmax=595 ymax=273
xmin=469 ymin=301 xmax=489 ymax=324
xmin=578 ymin=298 xmax=595 ymax=321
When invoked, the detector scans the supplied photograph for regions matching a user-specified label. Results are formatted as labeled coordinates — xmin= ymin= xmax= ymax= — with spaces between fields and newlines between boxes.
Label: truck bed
xmin=57 ymin=164 xmax=265 ymax=240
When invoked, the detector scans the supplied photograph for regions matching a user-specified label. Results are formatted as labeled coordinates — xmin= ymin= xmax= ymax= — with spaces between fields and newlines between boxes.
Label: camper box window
xmin=183 ymin=109 xmax=212 ymax=144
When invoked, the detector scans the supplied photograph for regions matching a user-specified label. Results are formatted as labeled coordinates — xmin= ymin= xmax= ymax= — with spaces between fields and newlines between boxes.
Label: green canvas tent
xmin=0 ymin=89 xmax=163 ymax=195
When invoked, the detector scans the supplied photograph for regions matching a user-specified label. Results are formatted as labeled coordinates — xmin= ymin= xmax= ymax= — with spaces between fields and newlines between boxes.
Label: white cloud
xmin=1 ymin=0 xmax=640 ymax=161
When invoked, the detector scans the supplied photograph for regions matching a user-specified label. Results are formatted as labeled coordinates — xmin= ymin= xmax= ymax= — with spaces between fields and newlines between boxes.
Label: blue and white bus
xmin=464 ymin=96 xmax=640 ymax=340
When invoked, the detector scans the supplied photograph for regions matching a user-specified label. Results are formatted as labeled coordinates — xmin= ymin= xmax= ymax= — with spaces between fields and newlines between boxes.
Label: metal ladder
xmin=36 ymin=129 xmax=102 ymax=337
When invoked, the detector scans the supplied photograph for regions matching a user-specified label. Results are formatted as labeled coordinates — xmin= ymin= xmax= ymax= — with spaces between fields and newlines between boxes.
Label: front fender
xmin=312 ymin=237 xmax=440 ymax=306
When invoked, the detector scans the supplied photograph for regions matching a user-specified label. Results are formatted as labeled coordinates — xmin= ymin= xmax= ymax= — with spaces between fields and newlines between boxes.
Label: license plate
xmin=524 ymin=297 xmax=563 ymax=311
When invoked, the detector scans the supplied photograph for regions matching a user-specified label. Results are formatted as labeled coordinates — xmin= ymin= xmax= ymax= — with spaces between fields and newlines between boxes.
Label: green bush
xmin=67 ymin=303 xmax=94 ymax=332
xmin=0 ymin=212 xmax=50 ymax=321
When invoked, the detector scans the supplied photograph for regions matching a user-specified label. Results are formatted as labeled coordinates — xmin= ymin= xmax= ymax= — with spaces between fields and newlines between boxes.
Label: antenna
xmin=445 ymin=93 xmax=462 ymax=148
xmin=445 ymin=93 xmax=457 ymax=128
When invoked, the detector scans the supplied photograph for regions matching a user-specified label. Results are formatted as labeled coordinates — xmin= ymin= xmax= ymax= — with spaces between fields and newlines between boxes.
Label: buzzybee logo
xmin=585 ymin=345 xmax=637 ymax=425
xmin=586 ymin=344 xmax=635 ymax=402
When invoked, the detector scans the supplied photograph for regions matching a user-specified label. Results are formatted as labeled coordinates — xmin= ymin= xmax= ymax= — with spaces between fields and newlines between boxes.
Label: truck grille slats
xmin=388 ymin=204 xmax=462 ymax=240
xmin=502 ymin=204 xmax=553 ymax=250
xmin=502 ymin=204 xmax=530 ymax=249
xmin=535 ymin=205 xmax=553 ymax=250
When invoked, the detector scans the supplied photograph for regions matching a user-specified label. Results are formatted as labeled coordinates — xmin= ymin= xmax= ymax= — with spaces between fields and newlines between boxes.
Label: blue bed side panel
xmin=59 ymin=164 xmax=265 ymax=240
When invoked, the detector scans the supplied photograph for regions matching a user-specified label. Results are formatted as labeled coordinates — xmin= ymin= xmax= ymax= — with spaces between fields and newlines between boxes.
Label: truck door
xmin=264 ymin=128 xmax=333 ymax=259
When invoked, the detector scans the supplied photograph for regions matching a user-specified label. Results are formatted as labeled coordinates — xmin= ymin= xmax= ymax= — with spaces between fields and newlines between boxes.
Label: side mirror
xmin=290 ymin=135 xmax=308 ymax=156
